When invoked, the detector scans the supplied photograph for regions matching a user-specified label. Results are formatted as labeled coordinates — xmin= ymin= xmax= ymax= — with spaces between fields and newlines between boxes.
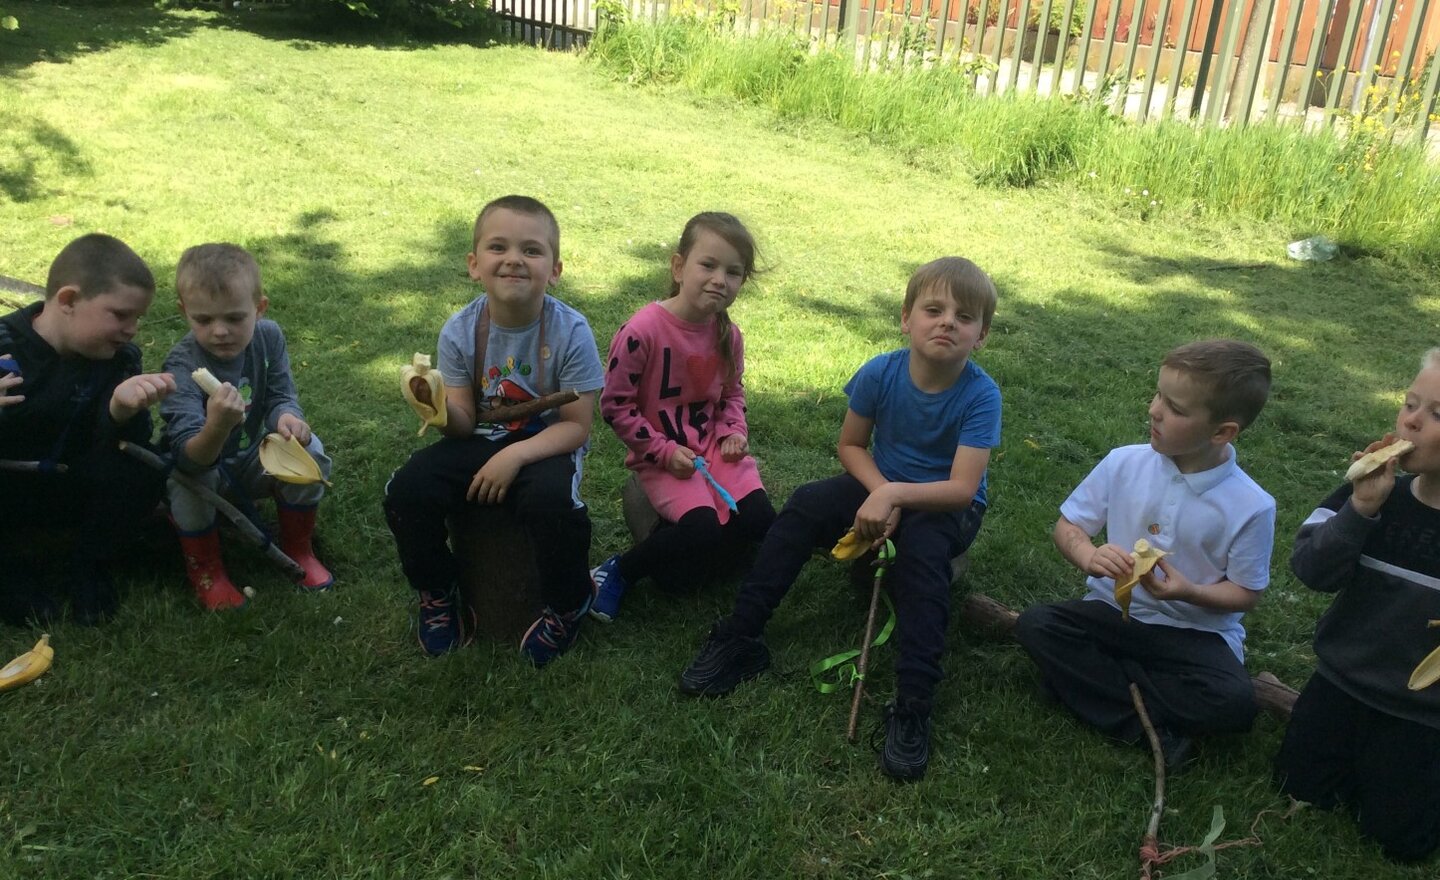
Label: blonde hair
xmin=175 ymin=244 xmax=263 ymax=306
xmin=903 ymin=257 xmax=998 ymax=330
xmin=1422 ymin=348 xmax=1440 ymax=370
xmin=669 ymin=212 xmax=759 ymax=382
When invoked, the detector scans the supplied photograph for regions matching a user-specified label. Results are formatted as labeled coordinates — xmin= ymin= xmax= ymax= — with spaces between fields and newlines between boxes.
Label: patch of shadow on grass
xmin=0 ymin=121 xmax=92 ymax=202
xmin=0 ymin=5 xmax=202 ymax=76
xmin=202 ymin=4 xmax=512 ymax=52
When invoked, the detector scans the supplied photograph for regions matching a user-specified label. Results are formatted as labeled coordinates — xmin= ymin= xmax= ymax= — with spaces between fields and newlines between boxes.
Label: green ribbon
xmin=810 ymin=539 xmax=897 ymax=694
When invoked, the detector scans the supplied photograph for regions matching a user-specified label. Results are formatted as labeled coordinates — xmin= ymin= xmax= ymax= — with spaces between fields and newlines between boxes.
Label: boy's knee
xmin=1014 ymin=603 xmax=1059 ymax=648
xmin=1371 ymin=821 xmax=1440 ymax=864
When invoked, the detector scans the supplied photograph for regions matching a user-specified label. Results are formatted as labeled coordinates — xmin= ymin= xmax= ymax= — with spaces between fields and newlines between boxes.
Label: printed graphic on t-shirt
xmin=477 ymin=355 xmax=542 ymax=438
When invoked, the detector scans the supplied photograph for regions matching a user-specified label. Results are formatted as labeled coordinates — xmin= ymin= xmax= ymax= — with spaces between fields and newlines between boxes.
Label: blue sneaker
xmin=416 ymin=588 xmax=471 ymax=657
xmin=588 ymin=554 xmax=629 ymax=623
xmin=521 ymin=588 xmax=594 ymax=668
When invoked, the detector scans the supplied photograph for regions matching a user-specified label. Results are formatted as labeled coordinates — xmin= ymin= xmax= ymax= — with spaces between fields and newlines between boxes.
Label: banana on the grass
xmin=1345 ymin=439 xmax=1415 ymax=482
xmin=401 ymin=353 xmax=447 ymax=436
xmin=0 ymin=634 xmax=53 ymax=692
xmin=1113 ymin=539 xmax=1168 ymax=620
xmin=258 ymin=433 xmax=331 ymax=486
xmin=831 ymin=529 xmax=869 ymax=561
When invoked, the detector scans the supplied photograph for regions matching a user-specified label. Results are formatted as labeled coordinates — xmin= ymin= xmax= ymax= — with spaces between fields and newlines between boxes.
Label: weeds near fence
xmin=587 ymin=18 xmax=1440 ymax=264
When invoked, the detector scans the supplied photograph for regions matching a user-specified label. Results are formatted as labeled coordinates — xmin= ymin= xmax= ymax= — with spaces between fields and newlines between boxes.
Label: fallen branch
xmin=956 ymin=593 xmax=1299 ymax=719
xmin=481 ymin=390 xmax=579 ymax=425
xmin=1131 ymin=683 xmax=1167 ymax=880
xmin=118 ymin=441 xmax=303 ymax=583
xmin=0 ymin=459 xmax=68 ymax=473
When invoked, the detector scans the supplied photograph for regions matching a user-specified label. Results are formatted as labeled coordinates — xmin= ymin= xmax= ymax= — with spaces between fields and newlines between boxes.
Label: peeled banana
xmin=831 ymin=529 xmax=869 ymax=561
xmin=1346 ymin=439 xmax=1415 ymax=482
xmin=258 ymin=432 xmax=331 ymax=486
xmin=1409 ymin=623 xmax=1440 ymax=690
xmin=0 ymin=634 xmax=53 ymax=692
xmin=192 ymin=367 xmax=223 ymax=396
xmin=401 ymin=353 xmax=447 ymax=436
xmin=1113 ymin=538 xmax=1168 ymax=620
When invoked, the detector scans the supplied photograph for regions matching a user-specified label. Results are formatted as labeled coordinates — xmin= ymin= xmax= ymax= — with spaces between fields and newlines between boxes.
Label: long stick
xmin=481 ymin=390 xmax=579 ymax=424
xmin=847 ymin=567 xmax=884 ymax=743
xmin=1130 ymin=683 xmax=1165 ymax=880
xmin=0 ymin=459 xmax=68 ymax=473
xmin=117 ymin=441 xmax=304 ymax=582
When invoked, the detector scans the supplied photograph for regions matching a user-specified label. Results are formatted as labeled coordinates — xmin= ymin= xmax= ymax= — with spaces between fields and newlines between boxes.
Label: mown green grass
xmin=1 ymin=4 xmax=1438 ymax=877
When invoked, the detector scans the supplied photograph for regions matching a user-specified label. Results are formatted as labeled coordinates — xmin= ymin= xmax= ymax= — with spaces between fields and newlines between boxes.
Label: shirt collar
xmin=1164 ymin=444 xmax=1237 ymax=494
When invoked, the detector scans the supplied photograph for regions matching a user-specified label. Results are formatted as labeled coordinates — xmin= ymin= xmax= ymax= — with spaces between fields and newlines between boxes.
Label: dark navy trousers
xmin=726 ymin=473 xmax=983 ymax=704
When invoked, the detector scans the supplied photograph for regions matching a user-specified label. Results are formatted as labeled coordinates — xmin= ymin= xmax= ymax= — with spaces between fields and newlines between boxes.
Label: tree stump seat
xmin=448 ymin=505 xmax=543 ymax=643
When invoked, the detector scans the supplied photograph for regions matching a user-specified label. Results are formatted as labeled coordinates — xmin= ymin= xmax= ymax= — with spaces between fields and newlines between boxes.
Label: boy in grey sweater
xmin=160 ymin=244 xmax=333 ymax=609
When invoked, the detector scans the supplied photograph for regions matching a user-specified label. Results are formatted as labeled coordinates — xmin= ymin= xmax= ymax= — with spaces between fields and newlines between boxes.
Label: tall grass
xmin=587 ymin=18 xmax=1440 ymax=262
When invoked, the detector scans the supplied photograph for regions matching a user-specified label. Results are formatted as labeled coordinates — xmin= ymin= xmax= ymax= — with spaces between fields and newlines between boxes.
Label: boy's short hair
xmin=46 ymin=233 xmax=155 ymax=301
xmin=1423 ymin=347 xmax=1440 ymax=371
xmin=473 ymin=195 xmax=561 ymax=260
xmin=1162 ymin=339 xmax=1271 ymax=430
xmin=175 ymin=244 xmax=263 ymax=306
xmin=903 ymin=257 xmax=998 ymax=329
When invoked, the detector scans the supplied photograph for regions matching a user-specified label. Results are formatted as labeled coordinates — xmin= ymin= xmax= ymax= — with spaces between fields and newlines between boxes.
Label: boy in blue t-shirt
xmin=679 ymin=256 xmax=1002 ymax=781
xmin=383 ymin=196 xmax=604 ymax=667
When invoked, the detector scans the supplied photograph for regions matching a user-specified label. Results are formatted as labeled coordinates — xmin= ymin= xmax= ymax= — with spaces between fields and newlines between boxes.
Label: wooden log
xmin=956 ymin=592 xmax=1300 ymax=720
xmin=449 ymin=505 xmax=543 ymax=643
xmin=620 ymin=474 xmax=662 ymax=543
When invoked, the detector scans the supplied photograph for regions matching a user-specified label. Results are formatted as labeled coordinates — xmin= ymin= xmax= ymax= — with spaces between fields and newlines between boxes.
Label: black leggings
xmin=617 ymin=489 xmax=775 ymax=592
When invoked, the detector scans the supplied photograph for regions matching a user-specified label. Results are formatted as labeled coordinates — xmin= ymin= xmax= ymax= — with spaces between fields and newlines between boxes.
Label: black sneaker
xmin=0 ymin=561 xmax=60 ymax=627
xmin=678 ymin=621 xmax=770 ymax=697
xmin=1156 ymin=728 xmax=1197 ymax=773
xmin=68 ymin=561 xmax=119 ymax=626
xmin=878 ymin=699 xmax=931 ymax=781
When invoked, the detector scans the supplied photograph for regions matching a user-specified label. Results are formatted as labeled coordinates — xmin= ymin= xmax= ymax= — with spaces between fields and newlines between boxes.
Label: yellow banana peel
xmin=831 ymin=529 xmax=868 ymax=562
xmin=401 ymin=353 xmax=447 ymax=436
xmin=1410 ymin=644 xmax=1440 ymax=691
xmin=259 ymin=433 xmax=331 ymax=486
xmin=1114 ymin=538 xmax=1168 ymax=621
xmin=0 ymin=634 xmax=53 ymax=692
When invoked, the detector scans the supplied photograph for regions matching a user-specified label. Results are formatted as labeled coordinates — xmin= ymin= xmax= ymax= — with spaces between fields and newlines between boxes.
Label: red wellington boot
xmin=177 ymin=526 xmax=247 ymax=611
xmin=277 ymin=503 xmax=334 ymax=590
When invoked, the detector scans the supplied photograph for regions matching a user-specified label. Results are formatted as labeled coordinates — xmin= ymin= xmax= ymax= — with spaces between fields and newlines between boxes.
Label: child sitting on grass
xmin=383 ymin=195 xmax=605 ymax=666
xmin=1274 ymin=348 xmax=1440 ymax=863
xmin=678 ymin=256 xmax=1001 ymax=782
xmin=589 ymin=212 xmax=775 ymax=623
xmin=160 ymin=244 xmax=334 ymax=610
xmin=0 ymin=233 xmax=176 ymax=625
xmin=1015 ymin=340 xmax=1275 ymax=772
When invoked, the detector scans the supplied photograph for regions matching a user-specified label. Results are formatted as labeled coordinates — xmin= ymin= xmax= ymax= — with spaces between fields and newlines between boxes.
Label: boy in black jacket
xmin=0 ymin=234 xmax=175 ymax=625
xmin=1275 ymin=348 xmax=1440 ymax=863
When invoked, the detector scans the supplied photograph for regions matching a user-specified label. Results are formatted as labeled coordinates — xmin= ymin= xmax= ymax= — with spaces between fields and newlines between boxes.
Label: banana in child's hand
xmin=831 ymin=529 xmax=869 ymax=561
xmin=401 ymin=353 xmax=447 ymax=436
xmin=1113 ymin=539 xmax=1168 ymax=620
xmin=0 ymin=634 xmax=53 ymax=692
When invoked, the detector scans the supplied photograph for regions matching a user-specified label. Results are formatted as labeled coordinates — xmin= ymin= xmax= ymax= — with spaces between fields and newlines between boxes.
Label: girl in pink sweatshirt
xmin=591 ymin=212 xmax=775 ymax=622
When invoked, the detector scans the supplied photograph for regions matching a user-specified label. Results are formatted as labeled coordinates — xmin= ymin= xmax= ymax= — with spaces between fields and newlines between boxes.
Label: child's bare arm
xmin=109 ymin=373 xmax=177 ymax=424
xmin=837 ymin=409 xmax=885 ymax=491
xmin=1139 ymin=558 xmax=1261 ymax=612
xmin=438 ymin=385 xmax=479 ymax=438
xmin=467 ymin=391 xmax=596 ymax=504
xmin=1053 ymin=516 xmax=1134 ymax=582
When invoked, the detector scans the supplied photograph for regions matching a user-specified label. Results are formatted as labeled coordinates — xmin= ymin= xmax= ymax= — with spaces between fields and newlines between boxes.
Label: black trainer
xmin=678 ymin=621 xmax=770 ymax=697
xmin=1156 ymin=727 xmax=1197 ymax=774
xmin=879 ymin=699 xmax=931 ymax=781
xmin=68 ymin=560 xmax=119 ymax=626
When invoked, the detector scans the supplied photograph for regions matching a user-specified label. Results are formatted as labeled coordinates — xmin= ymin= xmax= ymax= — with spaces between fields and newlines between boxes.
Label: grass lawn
xmin=3 ymin=4 xmax=1439 ymax=877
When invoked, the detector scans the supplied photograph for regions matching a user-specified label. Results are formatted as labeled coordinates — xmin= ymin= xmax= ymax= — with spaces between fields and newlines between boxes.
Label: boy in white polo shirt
xmin=1015 ymin=340 xmax=1275 ymax=770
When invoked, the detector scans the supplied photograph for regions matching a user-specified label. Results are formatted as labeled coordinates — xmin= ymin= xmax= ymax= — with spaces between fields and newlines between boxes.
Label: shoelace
xmin=420 ymin=595 xmax=453 ymax=631
xmin=535 ymin=612 xmax=568 ymax=648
